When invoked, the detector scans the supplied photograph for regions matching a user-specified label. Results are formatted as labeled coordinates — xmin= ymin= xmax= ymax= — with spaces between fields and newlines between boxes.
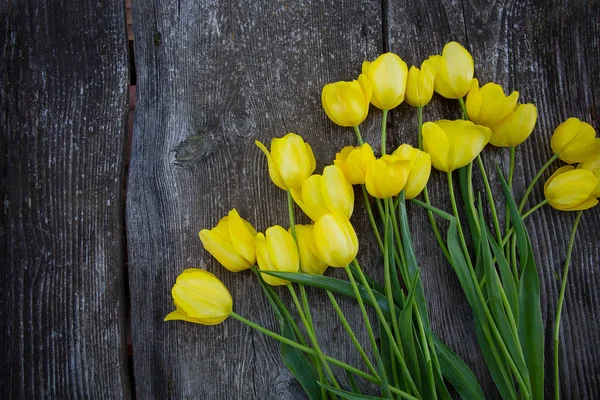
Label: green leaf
xmin=457 ymin=164 xmax=481 ymax=251
xmin=497 ymin=165 xmax=545 ymax=399
xmin=487 ymin=230 xmax=519 ymax=323
xmin=432 ymin=337 xmax=486 ymax=400
xmin=398 ymin=272 xmax=422 ymax=391
xmin=255 ymin=273 xmax=322 ymax=400
xmin=346 ymin=370 xmax=362 ymax=394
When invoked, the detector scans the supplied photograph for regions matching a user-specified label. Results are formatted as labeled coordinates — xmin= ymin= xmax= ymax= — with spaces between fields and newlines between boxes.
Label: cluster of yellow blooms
xmin=164 ymin=41 xmax=600 ymax=338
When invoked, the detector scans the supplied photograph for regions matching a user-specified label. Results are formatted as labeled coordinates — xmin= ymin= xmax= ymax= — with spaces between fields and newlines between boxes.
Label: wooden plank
xmin=0 ymin=1 xmax=131 ymax=398
xmin=126 ymin=0 xmax=385 ymax=398
xmin=388 ymin=0 xmax=600 ymax=398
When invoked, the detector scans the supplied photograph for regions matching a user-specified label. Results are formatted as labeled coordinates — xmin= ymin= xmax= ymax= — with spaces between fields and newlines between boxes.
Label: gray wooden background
xmin=1 ymin=0 xmax=599 ymax=398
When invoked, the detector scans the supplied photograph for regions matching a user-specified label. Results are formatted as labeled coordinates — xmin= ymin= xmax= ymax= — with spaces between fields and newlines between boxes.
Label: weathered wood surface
xmin=2 ymin=0 xmax=599 ymax=398
xmin=128 ymin=0 xmax=600 ymax=399
xmin=0 ymin=0 xmax=131 ymax=398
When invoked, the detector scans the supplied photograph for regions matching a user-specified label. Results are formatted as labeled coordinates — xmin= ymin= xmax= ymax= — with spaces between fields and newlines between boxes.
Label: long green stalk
xmin=518 ymin=154 xmax=559 ymax=212
xmin=554 ymin=210 xmax=583 ymax=400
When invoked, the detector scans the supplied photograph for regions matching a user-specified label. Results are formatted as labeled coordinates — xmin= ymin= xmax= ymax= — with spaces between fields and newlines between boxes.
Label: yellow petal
xmin=295 ymin=224 xmax=328 ymax=275
xmin=422 ymin=122 xmax=450 ymax=172
xmin=227 ymin=209 xmax=256 ymax=265
xmin=199 ymin=229 xmax=252 ymax=272
xmin=322 ymin=165 xmax=354 ymax=219
xmin=255 ymin=140 xmax=286 ymax=189
xmin=313 ymin=213 xmax=359 ymax=267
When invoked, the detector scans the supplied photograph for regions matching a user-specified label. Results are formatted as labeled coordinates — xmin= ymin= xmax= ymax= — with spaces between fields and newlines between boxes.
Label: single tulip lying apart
xmin=544 ymin=166 xmax=599 ymax=210
xmin=164 ymin=269 xmax=232 ymax=325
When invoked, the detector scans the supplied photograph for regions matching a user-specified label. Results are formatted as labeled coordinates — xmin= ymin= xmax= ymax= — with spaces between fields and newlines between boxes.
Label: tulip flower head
xmin=544 ymin=166 xmax=599 ymax=211
xmin=577 ymin=160 xmax=600 ymax=197
xmin=333 ymin=143 xmax=376 ymax=185
xmin=199 ymin=209 xmax=257 ymax=272
xmin=365 ymin=154 xmax=411 ymax=199
xmin=430 ymin=42 xmax=474 ymax=99
xmin=405 ymin=59 xmax=437 ymax=107
xmin=294 ymin=224 xmax=328 ymax=275
xmin=422 ymin=120 xmax=492 ymax=172
xmin=256 ymin=133 xmax=316 ymax=190
xmin=550 ymin=118 xmax=600 ymax=163
xmin=322 ymin=74 xmax=372 ymax=127
xmin=362 ymin=53 xmax=409 ymax=110
xmin=291 ymin=165 xmax=354 ymax=221
xmin=466 ymin=79 xmax=519 ymax=126
xmin=488 ymin=103 xmax=537 ymax=147
xmin=164 ymin=269 xmax=232 ymax=325
xmin=391 ymin=144 xmax=432 ymax=199
xmin=255 ymin=226 xmax=299 ymax=286
xmin=313 ymin=213 xmax=359 ymax=268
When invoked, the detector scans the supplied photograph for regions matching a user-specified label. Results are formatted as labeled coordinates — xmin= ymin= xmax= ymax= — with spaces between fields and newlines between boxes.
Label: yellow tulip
xmin=164 ymin=269 xmax=232 ymax=325
xmin=199 ymin=209 xmax=257 ymax=272
xmin=488 ymin=103 xmax=537 ymax=147
xmin=466 ymin=79 xmax=519 ymax=126
xmin=405 ymin=59 xmax=436 ymax=107
xmin=294 ymin=224 xmax=328 ymax=275
xmin=322 ymin=74 xmax=372 ymax=127
xmin=430 ymin=42 xmax=474 ymax=99
xmin=544 ymin=166 xmax=599 ymax=211
xmin=255 ymin=226 xmax=299 ymax=286
xmin=391 ymin=144 xmax=432 ymax=199
xmin=577 ymin=160 xmax=600 ymax=197
xmin=550 ymin=118 xmax=600 ymax=163
xmin=365 ymin=154 xmax=411 ymax=199
xmin=290 ymin=165 xmax=354 ymax=221
xmin=422 ymin=120 xmax=492 ymax=172
xmin=256 ymin=133 xmax=316 ymax=190
xmin=333 ymin=143 xmax=376 ymax=184
xmin=362 ymin=53 xmax=408 ymax=110
xmin=313 ymin=213 xmax=359 ymax=268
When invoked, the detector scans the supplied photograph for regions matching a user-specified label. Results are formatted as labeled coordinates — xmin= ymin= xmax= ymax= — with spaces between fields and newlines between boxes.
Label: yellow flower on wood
xmin=362 ymin=53 xmax=408 ymax=110
xmin=322 ymin=74 xmax=372 ymax=127
xmin=544 ymin=166 xmax=599 ymax=211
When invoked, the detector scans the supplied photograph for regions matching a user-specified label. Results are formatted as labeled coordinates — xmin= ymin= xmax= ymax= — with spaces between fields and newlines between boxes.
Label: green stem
xmin=381 ymin=109 xmax=389 ymax=155
xmin=554 ymin=210 xmax=583 ymax=400
xmin=458 ymin=97 xmax=468 ymax=120
xmin=343 ymin=264 xmax=391 ymax=394
xmin=476 ymin=154 xmax=503 ymax=245
xmin=501 ymin=199 xmax=549 ymax=247
xmin=326 ymin=291 xmax=379 ymax=378
xmin=383 ymin=199 xmax=403 ymax=353
xmin=361 ymin=185 xmax=384 ymax=252
xmin=287 ymin=190 xmax=297 ymax=240
xmin=505 ymin=147 xmax=516 ymax=234
xmin=417 ymin=106 xmax=424 ymax=149
xmin=288 ymin=284 xmax=340 ymax=389
xmin=448 ymin=172 xmax=531 ymax=398
xmin=518 ymin=153 xmax=559 ymax=213
xmin=390 ymin=198 xmax=408 ymax=276
xmin=354 ymin=125 xmax=364 ymax=145
xmin=229 ymin=311 xmax=376 ymax=383
xmin=351 ymin=260 xmax=421 ymax=396
xmin=414 ymin=303 xmax=437 ymax=399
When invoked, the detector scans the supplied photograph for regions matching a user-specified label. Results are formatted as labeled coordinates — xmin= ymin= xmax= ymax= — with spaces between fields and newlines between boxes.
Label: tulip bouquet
xmin=164 ymin=41 xmax=600 ymax=399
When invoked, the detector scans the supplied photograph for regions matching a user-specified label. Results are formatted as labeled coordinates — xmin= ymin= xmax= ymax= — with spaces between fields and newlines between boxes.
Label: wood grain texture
xmin=126 ymin=1 xmax=388 ymax=398
xmin=0 ymin=0 xmax=131 ymax=398
xmin=388 ymin=0 xmax=600 ymax=398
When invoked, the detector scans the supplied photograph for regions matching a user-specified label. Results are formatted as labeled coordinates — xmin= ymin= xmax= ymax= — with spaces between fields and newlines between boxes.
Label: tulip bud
xmin=164 ymin=269 xmax=232 ymax=325
xmin=422 ymin=120 xmax=491 ymax=172
xmin=362 ymin=53 xmax=409 ymax=110
xmin=365 ymin=154 xmax=411 ymax=199
xmin=544 ymin=166 xmax=599 ymax=211
xmin=322 ymin=74 xmax=372 ymax=127
xmin=294 ymin=224 xmax=328 ymax=275
xmin=333 ymin=143 xmax=376 ymax=185
xmin=466 ymin=79 xmax=519 ymax=126
xmin=255 ymin=226 xmax=299 ymax=286
xmin=199 ymin=209 xmax=257 ymax=272
xmin=488 ymin=103 xmax=537 ymax=147
xmin=256 ymin=133 xmax=316 ymax=190
xmin=430 ymin=42 xmax=474 ymax=99
xmin=313 ymin=213 xmax=359 ymax=268
xmin=405 ymin=59 xmax=436 ymax=107
xmin=577 ymin=160 xmax=600 ymax=197
xmin=392 ymin=144 xmax=432 ymax=199
xmin=550 ymin=118 xmax=600 ymax=163
xmin=291 ymin=165 xmax=354 ymax=221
